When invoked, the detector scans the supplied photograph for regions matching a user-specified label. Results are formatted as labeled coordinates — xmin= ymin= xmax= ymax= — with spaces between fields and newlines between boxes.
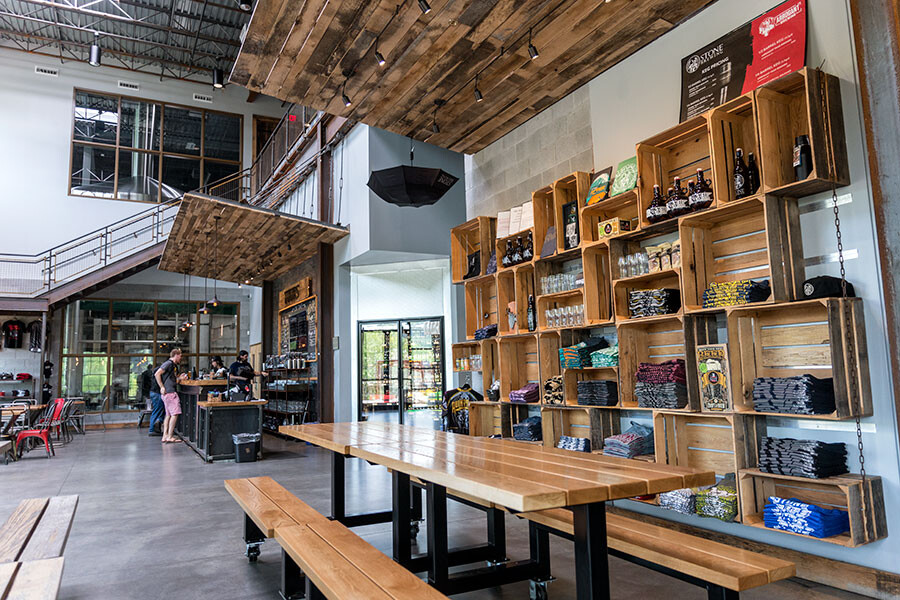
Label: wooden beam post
xmin=262 ymin=281 xmax=274 ymax=355
xmin=318 ymin=242 xmax=334 ymax=423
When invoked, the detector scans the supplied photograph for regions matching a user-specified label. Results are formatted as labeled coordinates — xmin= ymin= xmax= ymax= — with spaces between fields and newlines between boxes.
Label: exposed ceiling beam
xmin=113 ymin=0 xmax=245 ymax=31
xmin=14 ymin=0 xmax=241 ymax=47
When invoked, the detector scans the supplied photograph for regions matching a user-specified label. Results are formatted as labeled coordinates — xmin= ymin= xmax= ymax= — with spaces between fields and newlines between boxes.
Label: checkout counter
xmin=176 ymin=380 xmax=266 ymax=462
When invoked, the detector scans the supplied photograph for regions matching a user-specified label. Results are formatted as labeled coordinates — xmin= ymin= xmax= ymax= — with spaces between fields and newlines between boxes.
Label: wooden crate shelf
xmin=617 ymin=315 xmax=700 ymax=412
xmin=653 ymin=412 xmax=753 ymax=478
xmin=469 ymin=401 xmax=509 ymax=437
xmin=727 ymin=298 xmax=872 ymax=420
xmin=679 ymin=195 xmax=804 ymax=313
xmin=496 ymin=270 xmax=518 ymax=336
xmin=581 ymin=189 xmax=640 ymax=244
xmin=738 ymin=469 xmax=887 ymax=547
xmin=540 ymin=405 xmax=618 ymax=451
xmin=497 ymin=334 xmax=540 ymax=403
xmin=452 ymin=341 xmax=482 ymax=372
xmin=636 ymin=115 xmax=714 ymax=228
xmin=451 ymin=216 xmax=496 ymax=283
xmin=553 ymin=171 xmax=591 ymax=252
xmin=464 ymin=275 xmax=498 ymax=340
xmin=563 ymin=367 xmax=619 ymax=407
xmin=709 ymin=93 xmax=762 ymax=204
xmin=532 ymin=185 xmax=557 ymax=259
xmin=536 ymin=289 xmax=586 ymax=331
xmin=612 ymin=270 xmax=682 ymax=323
xmin=756 ymin=68 xmax=849 ymax=197
xmin=582 ymin=242 xmax=614 ymax=325
xmin=495 ymin=227 xmax=535 ymax=272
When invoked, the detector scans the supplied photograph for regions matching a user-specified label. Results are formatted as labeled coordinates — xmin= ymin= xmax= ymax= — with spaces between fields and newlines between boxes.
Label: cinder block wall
xmin=465 ymin=85 xmax=593 ymax=219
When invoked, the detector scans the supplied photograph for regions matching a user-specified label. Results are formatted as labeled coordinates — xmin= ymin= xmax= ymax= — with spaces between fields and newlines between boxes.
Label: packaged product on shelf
xmin=513 ymin=416 xmax=542 ymax=441
xmin=670 ymin=240 xmax=681 ymax=268
xmin=658 ymin=242 xmax=672 ymax=270
xmin=752 ymin=374 xmax=836 ymax=415
xmin=576 ymin=379 xmax=618 ymax=407
xmin=658 ymin=488 xmax=697 ymax=515
xmin=602 ymin=421 xmax=654 ymax=458
xmin=509 ymin=382 xmax=540 ymax=404
xmin=543 ymin=375 xmax=564 ymax=405
xmin=597 ymin=217 xmax=631 ymax=239
xmin=557 ymin=435 xmax=591 ymax=453
xmin=646 ymin=245 xmax=662 ymax=273
xmin=763 ymin=496 xmax=850 ymax=538
xmin=695 ymin=476 xmax=739 ymax=522
xmin=758 ymin=436 xmax=848 ymax=479
xmin=702 ymin=279 xmax=771 ymax=308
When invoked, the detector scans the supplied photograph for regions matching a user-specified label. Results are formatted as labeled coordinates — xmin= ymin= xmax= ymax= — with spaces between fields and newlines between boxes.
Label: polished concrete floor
xmin=1 ymin=429 xmax=867 ymax=600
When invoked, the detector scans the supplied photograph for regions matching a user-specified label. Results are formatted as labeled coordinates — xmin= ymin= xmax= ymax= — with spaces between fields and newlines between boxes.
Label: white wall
xmin=0 ymin=50 xmax=283 ymax=254
xmin=464 ymin=0 xmax=900 ymax=575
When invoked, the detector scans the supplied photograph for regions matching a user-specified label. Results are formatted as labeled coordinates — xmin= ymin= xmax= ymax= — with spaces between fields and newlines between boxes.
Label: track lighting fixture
xmin=212 ymin=68 xmax=224 ymax=89
xmin=89 ymin=32 xmax=102 ymax=67
xmin=417 ymin=0 xmax=431 ymax=14
xmin=528 ymin=27 xmax=539 ymax=60
xmin=374 ymin=37 xmax=386 ymax=66
xmin=238 ymin=0 xmax=252 ymax=10
xmin=342 ymin=80 xmax=352 ymax=107
xmin=474 ymin=74 xmax=484 ymax=102
xmin=432 ymin=119 xmax=440 ymax=134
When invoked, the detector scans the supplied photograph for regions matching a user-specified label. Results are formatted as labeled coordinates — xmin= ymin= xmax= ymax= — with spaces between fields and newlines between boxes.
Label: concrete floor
xmin=1 ymin=429 xmax=868 ymax=600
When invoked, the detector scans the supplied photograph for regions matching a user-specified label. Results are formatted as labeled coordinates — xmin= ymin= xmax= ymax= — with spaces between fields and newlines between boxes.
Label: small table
xmin=281 ymin=422 xmax=715 ymax=599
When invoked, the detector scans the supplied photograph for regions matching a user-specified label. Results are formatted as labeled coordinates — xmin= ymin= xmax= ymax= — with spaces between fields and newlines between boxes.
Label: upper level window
xmin=70 ymin=89 xmax=242 ymax=203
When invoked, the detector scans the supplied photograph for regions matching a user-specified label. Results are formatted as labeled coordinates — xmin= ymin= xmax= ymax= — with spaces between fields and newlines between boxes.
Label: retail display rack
xmin=451 ymin=67 xmax=886 ymax=546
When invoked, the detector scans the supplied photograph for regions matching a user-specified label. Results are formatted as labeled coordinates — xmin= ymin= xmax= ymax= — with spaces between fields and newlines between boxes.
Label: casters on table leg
xmin=529 ymin=577 xmax=554 ymax=600
xmin=246 ymin=543 xmax=261 ymax=562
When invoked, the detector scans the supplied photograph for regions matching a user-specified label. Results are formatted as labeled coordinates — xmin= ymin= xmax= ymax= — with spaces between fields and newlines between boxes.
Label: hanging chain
xmin=816 ymin=68 xmax=867 ymax=497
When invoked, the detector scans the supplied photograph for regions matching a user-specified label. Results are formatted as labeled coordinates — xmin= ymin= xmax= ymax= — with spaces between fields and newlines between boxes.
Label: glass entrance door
xmin=359 ymin=317 xmax=444 ymax=428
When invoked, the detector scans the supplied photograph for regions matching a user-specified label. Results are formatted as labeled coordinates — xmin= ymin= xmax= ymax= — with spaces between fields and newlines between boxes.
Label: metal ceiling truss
xmin=0 ymin=0 xmax=248 ymax=84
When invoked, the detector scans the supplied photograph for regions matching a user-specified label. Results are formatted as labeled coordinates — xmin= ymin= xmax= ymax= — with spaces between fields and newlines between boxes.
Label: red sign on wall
xmin=680 ymin=0 xmax=806 ymax=121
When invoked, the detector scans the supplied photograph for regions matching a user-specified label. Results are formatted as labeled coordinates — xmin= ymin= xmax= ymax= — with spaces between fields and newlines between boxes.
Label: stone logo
xmin=686 ymin=55 xmax=701 ymax=73
xmin=804 ymin=282 xmax=815 ymax=296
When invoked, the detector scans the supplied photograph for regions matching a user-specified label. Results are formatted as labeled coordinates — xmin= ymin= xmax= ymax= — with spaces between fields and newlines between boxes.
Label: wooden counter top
xmin=197 ymin=400 xmax=267 ymax=408
xmin=179 ymin=379 xmax=229 ymax=387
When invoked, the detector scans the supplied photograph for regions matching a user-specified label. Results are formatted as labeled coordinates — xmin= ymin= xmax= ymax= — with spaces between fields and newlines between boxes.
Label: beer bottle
xmin=527 ymin=295 xmax=536 ymax=332
xmin=667 ymin=177 xmax=689 ymax=217
xmin=793 ymin=135 xmax=812 ymax=181
xmin=747 ymin=152 xmax=761 ymax=194
xmin=691 ymin=168 xmax=714 ymax=210
xmin=646 ymin=184 xmax=667 ymax=223
xmin=734 ymin=148 xmax=750 ymax=199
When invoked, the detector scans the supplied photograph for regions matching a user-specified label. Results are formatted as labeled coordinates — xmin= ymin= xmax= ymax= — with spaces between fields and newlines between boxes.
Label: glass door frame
xmin=357 ymin=316 xmax=446 ymax=424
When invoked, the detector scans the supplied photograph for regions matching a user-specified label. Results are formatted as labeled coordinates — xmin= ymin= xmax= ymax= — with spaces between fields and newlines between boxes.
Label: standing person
xmin=155 ymin=348 xmax=187 ymax=444
xmin=142 ymin=363 xmax=164 ymax=437
xmin=229 ymin=350 xmax=266 ymax=399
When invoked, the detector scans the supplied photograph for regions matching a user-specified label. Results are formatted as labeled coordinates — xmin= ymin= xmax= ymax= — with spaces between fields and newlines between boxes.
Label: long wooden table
xmin=281 ymin=422 xmax=715 ymax=599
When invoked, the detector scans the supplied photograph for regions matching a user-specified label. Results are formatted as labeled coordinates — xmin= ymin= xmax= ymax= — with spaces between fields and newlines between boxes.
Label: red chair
xmin=16 ymin=398 xmax=65 ymax=458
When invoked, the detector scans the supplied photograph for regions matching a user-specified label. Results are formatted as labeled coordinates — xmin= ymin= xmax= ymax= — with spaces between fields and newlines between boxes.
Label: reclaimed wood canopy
xmin=230 ymin=0 xmax=716 ymax=154
xmin=159 ymin=193 xmax=348 ymax=284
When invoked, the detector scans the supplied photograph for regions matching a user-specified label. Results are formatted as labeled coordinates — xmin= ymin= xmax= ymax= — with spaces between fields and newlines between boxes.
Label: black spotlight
xmin=417 ymin=0 xmax=431 ymax=14
xmin=342 ymin=90 xmax=352 ymax=107
xmin=528 ymin=28 xmax=539 ymax=60
xmin=375 ymin=50 xmax=386 ymax=66
xmin=89 ymin=32 xmax=101 ymax=67
xmin=238 ymin=0 xmax=251 ymax=10
xmin=213 ymin=68 xmax=224 ymax=89
xmin=474 ymin=75 xmax=484 ymax=102
xmin=432 ymin=120 xmax=440 ymax=134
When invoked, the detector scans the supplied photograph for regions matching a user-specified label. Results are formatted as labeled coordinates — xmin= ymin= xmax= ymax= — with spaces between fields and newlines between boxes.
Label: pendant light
xmin=342 ymin=79 xmax=352 ymax=107
xmin=206 ymin=217 xmax=221 ymax=309
xmin=179 ymin=272 xmax=189 ymax=332
xmin=474 ymin=73 xmax=484 ymax=102
xmin=89 ymin=32 xmax=102 ymax=67
xmin=417 ymin=0 xmax=431 ymax=14
xmin=199 ymin=233 xmax=210 ymax=315
xmin=212 ymin=67 xmax=225 ymax=89
xmin=374 ymin=37 xmax=386 ymax=67
xmin=527 ymin=27 xmax=539 ymax=60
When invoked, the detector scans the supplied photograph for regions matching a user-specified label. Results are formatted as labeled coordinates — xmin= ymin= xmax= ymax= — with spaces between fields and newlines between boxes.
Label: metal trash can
xmin=233 ymin=432 xmax=261 ymax=463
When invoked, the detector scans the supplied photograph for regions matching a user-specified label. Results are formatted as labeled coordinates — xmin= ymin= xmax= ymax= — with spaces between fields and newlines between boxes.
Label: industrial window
xmin=69 ymin=89 xmax=242 ymax=203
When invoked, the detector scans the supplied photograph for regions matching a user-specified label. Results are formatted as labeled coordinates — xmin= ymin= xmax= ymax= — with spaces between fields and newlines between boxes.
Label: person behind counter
xmin=210 ymin=356 xmax=228 ymax=379
xmin=156 ymin=348 xmax=188 ymax=444
xmin=229 ymin=350 xmax=267 ymax=399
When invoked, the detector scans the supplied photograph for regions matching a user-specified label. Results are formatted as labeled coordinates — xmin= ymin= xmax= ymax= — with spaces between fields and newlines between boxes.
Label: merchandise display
xmin=764 ymin=497 xmax=850 ymax=538
xmin=695 ymin=477 xmax=739 ymax=522
xmin=802 ymin=275 xmax=855 ymax=300
xmin=658 ymin=488 xmax=697 ymax=515
xmin=576 ymin=380 xmax=618 ymax=407
xmin=542 ymin=376 xmax=564 ymax=405
xmin=473 ymin=323 xmax=498 ymax=340
xmin=628 ymin=288 xmax=681 ymax=318
xmin=758 ymin=437 xmax=848 ymax=479
xmin=688 ymin=168 xmax=714 ymax=210
xmin=559 ymin=338 xmax=609 ymax=369
xmin=513 ymin=416 xmax=542 ymax=441
xmin=455 ymin=354 xmax=482 ymax=371
xmin=540 ymin=272 xmax=582 ymax=295
xmin=27 ymin=320 xmax=42 ymax=352
xmin=540 ymin=226 xmax=557 ymax=258
xmin=702 ymin=279 xmax=771 ymax=308
xmin=586 ymin=167 xmax=613 ymax=205
xmin=557 ymin=434 xmax=591 ymax=453
xmin=509 ymin=382 xmax=540 ymax=404
xmin=733 ymin=147 xmax=751 ymax=199
xmin=603 ymin=421 xmax=653 ymax=458
xmin=589 ymin=345 xmax=618 ymax=368
xmin=793 ymin=134 xmax=812 ymax=181
xmin=635 ymin=359 xmax=688 ymax=409
xmin=545 ymin=305 xmax=585 ymax=328
xmin=752 ymin=375 xmax=836 ymax=415
xmin=597 ymin=217 xmax=631 ymax=239
xmin=485 ymin=251 xmax=497 ymax=275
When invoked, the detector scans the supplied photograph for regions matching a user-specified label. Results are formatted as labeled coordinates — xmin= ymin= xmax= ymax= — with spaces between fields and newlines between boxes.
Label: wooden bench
xmin=521 ymin=508 xmax=795 ymax=599
xmin=0 ymin=496 xmax=79 ymax=564
xmin=0 ymin=557 xmax=65 ymax=599
xmin=226 ymin=477 xmax=448 ymax=600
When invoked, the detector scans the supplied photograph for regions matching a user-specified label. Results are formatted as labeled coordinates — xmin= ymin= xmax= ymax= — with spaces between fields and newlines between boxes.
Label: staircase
xmin=0 ymin=200 xmax=180 ymax=311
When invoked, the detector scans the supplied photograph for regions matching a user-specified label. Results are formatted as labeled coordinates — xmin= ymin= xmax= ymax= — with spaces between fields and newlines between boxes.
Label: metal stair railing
xmin=0 ymin=199 xmax=180 ymax=298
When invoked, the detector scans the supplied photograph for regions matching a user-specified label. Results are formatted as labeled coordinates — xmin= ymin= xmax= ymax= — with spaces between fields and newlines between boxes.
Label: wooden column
xmin=262 ymin=281 xmax=274 ymax=355
xmin=318 ymin=242 xmax=334 ymax=423
xmin=850 ymin=0 xmax=900 ymax=437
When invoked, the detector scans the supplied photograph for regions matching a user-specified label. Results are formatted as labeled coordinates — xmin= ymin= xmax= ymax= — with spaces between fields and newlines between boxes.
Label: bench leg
xmin=529 ymin=522 xmax=553 ymax=582
xmin=281 ymin=549 xmax=306 ymax=600
xmin=410 ymin=482 xmax=424 ymax=540
xmin=572 ymin=502 xmax=610 ymax=600
xmin=243 ymin=514 xmax=265 ymax=562
xmin=304 ymin=576 xmax=326 ymax=600
xmin=426 ymin=482 xmax=449 ymax=588
xmin=486 ymin=508 xmax=508 ymax=565
xmin=707 ymin=585 xmax=740 ymax=600
xmin=392 ymin=471 xmax=412 ymax=565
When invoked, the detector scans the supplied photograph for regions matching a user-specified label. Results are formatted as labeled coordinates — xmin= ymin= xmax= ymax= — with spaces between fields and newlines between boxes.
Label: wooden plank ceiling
xmin=159 ymin=193 xmax=348 ymax=284
xmin=231 ymin=0 xmax=717 ymax=154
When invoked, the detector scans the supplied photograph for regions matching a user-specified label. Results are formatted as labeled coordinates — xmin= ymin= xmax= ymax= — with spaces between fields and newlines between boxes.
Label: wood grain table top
xmin=280 ymin=422 xmax=716 ymax=513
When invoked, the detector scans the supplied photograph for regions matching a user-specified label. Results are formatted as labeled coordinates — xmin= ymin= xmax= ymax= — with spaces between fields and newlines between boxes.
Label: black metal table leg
xmin=486 ymin=508 xmax=508 ymax=564
xmin=281 ymin=549 xmax=305 ymax=600
xmin=707 ymin=585 xmax=740 ymax=600
xmin=330 ymin=451 xmax=345 ymax=522
xmin=243 ymin=513 xmax=265 ymax=562
xmin=411 ymin=482 xmax=424 ymax=521
xmin=392 ymin=471 xmax=412 ymax=565
xmin=426 ymin=482 xmax=449 ymax=588
xmin=572 ymin=502 xmax=610 ymax=600
xmin=305 ymin=576 xmax=326 ymax=600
